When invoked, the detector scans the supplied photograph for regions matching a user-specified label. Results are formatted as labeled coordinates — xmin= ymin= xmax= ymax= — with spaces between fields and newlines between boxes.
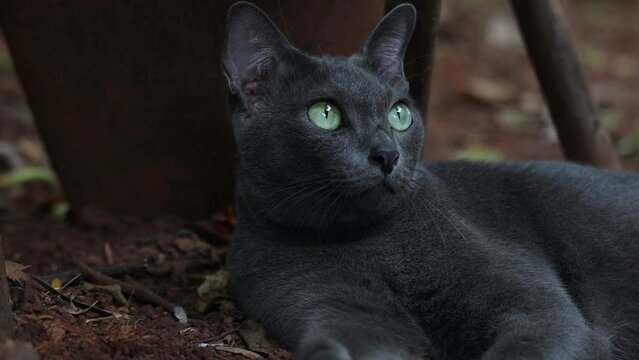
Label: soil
xmin=0 ymin=1 xmax=638 ymax=359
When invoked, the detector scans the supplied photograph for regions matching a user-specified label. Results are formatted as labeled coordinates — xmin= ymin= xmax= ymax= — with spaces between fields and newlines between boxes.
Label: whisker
xmin=404 ymin=178 xmax=470 ymax=244
xmin=318 ymin=184 xmax=345 ymax=227
xmin=269 ymin=180 xmax=334 ymax=213
xmin=402 ymin=181 xmax=446 ymax=247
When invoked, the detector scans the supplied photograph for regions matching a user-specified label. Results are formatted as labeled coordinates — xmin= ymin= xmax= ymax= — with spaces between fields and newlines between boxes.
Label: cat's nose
xmin=369 ymin=149 xmax=399 ymax=174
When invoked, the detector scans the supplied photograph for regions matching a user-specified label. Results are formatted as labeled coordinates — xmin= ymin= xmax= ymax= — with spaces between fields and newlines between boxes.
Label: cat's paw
xmin=295 ymin=336 xmax=353 ymax=360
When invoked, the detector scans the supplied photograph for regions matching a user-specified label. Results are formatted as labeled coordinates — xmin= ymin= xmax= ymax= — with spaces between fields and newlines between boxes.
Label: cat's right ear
xmin=222 ymin=2 xmax=292 ymax=111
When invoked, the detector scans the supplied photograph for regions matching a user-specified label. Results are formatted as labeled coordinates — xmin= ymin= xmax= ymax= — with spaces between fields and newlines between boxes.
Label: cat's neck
xmin=233 ymin=164 xmax=449 ymax=243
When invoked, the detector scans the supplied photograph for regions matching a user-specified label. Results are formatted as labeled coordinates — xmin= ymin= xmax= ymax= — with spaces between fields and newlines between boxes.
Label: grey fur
xmin=222 ymin=2 xmax=639 ymax=359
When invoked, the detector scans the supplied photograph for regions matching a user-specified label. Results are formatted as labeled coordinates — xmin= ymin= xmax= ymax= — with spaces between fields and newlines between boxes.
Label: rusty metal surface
xmin=0 ymin=0 xmax=387 ymax=219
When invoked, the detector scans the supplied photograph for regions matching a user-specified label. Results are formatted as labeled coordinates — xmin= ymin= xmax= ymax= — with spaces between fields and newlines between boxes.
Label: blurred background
xmin=0 ymin=0 xmax=637 ymax=220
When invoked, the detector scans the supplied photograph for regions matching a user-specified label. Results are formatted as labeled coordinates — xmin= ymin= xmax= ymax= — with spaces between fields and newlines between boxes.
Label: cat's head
xmin=223 ymin=2 xmax=423 ymax=230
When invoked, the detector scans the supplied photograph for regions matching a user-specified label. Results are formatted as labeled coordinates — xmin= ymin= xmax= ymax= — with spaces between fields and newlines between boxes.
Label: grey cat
xmin=222 ymin=2 xmax=639 ymax=359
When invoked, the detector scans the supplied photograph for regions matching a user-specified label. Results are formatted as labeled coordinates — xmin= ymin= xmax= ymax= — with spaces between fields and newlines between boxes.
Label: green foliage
xmin=0 ymin=166 xmax=61 ymax=217
xmin=0 ymin=166 xmax=58 ymax=187
xmin=0 ymin=53 xmax=14 ymax=73
xmin=617 ymin=132 xmax=639 ymax=157
xmin=451 ymin=145 xmax=504 ymax=162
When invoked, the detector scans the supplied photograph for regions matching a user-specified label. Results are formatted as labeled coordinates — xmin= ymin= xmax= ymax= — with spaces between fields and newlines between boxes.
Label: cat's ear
xmin=362 ymin=4 xmax=416 ymax=91
xmin=222 ymin=2 xmax=292 ymax=111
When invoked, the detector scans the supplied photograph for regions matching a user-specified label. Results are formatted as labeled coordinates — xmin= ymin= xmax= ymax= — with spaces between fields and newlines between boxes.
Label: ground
xmin=0 ymin=1 xmax=638 ymax=359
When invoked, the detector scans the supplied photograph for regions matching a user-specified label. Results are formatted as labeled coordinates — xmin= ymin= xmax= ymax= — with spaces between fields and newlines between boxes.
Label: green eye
xmin=388 ymin=102 xmax=412 ymax=131
xmin=308 ymin=101 xmax=341 ymax=130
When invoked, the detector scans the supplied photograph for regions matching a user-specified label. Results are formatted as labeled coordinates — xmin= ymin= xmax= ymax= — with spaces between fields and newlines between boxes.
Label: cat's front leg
xmin=481 ymin=311 xmax=612 ymax=360
xmin=295 ymin=319 xmax=429 ymax=360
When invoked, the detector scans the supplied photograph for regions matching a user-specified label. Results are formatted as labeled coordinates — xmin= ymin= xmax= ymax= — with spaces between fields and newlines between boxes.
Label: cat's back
xmin=418 ymin=159 xmax=639 ymax=268
xmin=422 ymin=160 xmax=638 ymax=228
xmin=418 ymin=160 xmax=639 ymax=337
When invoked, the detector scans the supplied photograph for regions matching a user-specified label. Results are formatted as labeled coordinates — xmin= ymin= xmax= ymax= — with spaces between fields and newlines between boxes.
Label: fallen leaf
xmin=175 ymin=236 xmax=211 ymax=253
xmin=484 ymin=14 xmax=521 ymax=50
xmin=580 ymin=42 xmax=606 ymax=71
xmin=45 ymin=321 xmax=67 ymax=343
xmin=16 ymin=138 xmax=49 ymax=166
xmin=496 ymin=107 xmax=533 ymax=132
xmin=197 ymin=270 xmax=229 ymax=298
xmin=81 ymin=281 xmax=128 ymax=306
xmin=174 ymin=306 xmax=188 ymax=324
xmin=0 ymin=341 xmax=40 ymax=360
xmin=63 ymin=300 xmax=99 ymax=316
xmin=463 ymin=77 xmax=516 ymax=104
xmin=212 ymin=346 xmax=264 ymax=359
xmin=617 ymin=132 xmax=639 ymax=157
xmin=451 ymin=146 xmax=504 ymax=162
xmin=238 ymin=320 xmax=276 ymax=350
xmin=50 ymin=278 xmax=62 ymax=290
xmin=5 ymin=260 xmax=30 ymax=282
xmin=51 ymin=202 xmax=70 ymax=219
xmin=197 ymin=269 xmax=230 ymax=313
xmin=600 ymin=109 xmax=620 ymax=131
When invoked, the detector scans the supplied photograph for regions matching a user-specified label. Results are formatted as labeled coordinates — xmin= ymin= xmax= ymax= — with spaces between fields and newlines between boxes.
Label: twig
xmin=211 ymin=346 xmax=264 ymax=359
xmin=194 ymin=320 xmax=247 ymax=345
xmin=30 ymin=275 xmax=113 ymax=318
xmin=104 ymin=242 xmax=114 ymax=265
xmin=80 ymin=282 xmax=128 ymax=306
xmin=60 ymin=273 xmax=81 ymax=291
xmin=37 ymin=261 xmax=146 ymax=285
xmin=0 ymin=235 xmax=15 ymax=342
xmin=74 ymin=261 xmax=185 ymax=321
xmin=146 ymin=259 xmax=218 ymax=277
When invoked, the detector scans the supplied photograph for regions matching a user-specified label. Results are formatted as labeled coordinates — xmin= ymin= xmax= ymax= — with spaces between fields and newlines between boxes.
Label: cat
xmin=222 ymin=2 xmax=639 ymax=359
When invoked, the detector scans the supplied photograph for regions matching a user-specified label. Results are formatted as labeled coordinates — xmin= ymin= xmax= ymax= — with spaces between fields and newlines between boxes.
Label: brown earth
xmin=0 ymin=1 xmax=638 ymax=359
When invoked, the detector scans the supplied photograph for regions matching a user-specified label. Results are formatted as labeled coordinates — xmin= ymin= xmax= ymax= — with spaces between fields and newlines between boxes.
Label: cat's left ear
xmin=362 ymin=4 xmax=416 ymax=91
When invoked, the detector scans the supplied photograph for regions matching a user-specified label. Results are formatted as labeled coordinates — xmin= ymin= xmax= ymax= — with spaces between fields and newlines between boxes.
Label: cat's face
xmin=223 ymin=2 xmax=423 ymax=229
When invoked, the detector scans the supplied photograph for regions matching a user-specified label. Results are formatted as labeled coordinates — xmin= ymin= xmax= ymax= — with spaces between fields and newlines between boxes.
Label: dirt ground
xmin=0 ymin=1 xmax=638 ymax=359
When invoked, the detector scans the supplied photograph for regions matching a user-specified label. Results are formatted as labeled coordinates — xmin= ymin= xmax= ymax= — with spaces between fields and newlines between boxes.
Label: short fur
xmin=222 ymin=2 xmax=639 ymax=359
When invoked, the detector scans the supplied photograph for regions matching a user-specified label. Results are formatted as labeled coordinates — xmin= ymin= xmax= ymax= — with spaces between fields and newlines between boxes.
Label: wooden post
xmin=0 ymin=236 xmax=14 ymax=342
xmin=510 ymin=0 xmax=621 ymax=169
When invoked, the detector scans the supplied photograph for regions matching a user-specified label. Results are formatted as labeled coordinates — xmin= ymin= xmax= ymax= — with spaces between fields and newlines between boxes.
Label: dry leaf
xmin=50 ymin=278 xmax=62 ymax=289
xmin=0 ymin=341 xmax=40 ymax=360
xmin=463 ymin=77 xmax=516 ymax=104
xmin=238 ymin=320 xmax=276 ymax=350
xmin=5 ymin=260 xmax=30 ymax=282
xmin=212 ymin=346 xmax=264 ymax=359
xmin=197 ymin=270 xmax=229 ymax=298
xmin=81 ymin=281 xmax=128 ymax=306
xmin=175 ymin=236 xmax=211 ymax=253
xmin=46 ymin=322 xmax=67 ymax=343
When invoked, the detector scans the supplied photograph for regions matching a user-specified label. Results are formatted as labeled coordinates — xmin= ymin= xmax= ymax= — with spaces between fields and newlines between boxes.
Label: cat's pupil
xmin=324 ymin=104 xmax=332 ymax=118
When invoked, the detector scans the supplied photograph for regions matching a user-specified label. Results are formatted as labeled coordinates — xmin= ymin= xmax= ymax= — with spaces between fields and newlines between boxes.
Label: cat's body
xmin=231 ymin=161 xmax=639 ymax=359
xmin=222 ymin=3 xmax=639 ymax=359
